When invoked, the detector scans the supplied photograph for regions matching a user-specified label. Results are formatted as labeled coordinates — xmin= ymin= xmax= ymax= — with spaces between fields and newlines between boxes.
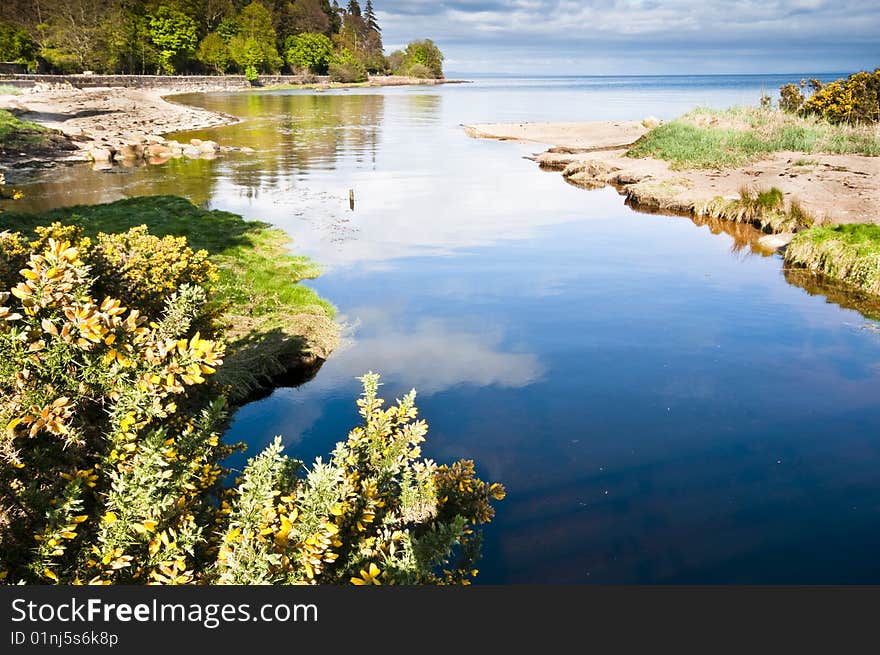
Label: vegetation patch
xmin=697 ymin=187 xmax=815 ymax=233
xmin=627 ymin=106 xmax=880 ymax=169
xmin=0 ymin=109 xmax=50 ymax=152
xmin=2 ymin=195 xmax=337 ymax=400
xmin=785 ymin=223 xmax=880 ymax=296
xmin=0 ymin=197 xmax=504 ymax=586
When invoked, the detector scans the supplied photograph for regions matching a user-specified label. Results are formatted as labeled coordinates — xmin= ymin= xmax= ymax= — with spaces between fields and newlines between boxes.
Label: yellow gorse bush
xmin=0 ymin=224 xmax=504 ymax=585
xmin=779 ymin=69 xmax=880 ymax=124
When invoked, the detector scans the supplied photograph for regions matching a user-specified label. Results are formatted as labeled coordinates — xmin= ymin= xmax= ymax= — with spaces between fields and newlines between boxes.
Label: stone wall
xmin=0 ymin=74 xmax=321 ymax=90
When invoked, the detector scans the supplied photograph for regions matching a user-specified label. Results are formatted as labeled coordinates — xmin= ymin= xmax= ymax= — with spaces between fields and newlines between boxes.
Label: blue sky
xmin=376 ymin=0 xmax=880 ymax=74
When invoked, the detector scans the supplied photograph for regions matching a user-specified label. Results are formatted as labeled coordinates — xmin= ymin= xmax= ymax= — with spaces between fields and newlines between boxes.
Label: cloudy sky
xmin=376 ymin=0 xmax=880 ymax=75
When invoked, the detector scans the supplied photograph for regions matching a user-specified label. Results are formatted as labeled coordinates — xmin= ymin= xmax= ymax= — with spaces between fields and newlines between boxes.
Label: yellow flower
xmin=351 ymin=563 xmax=382 ymax=585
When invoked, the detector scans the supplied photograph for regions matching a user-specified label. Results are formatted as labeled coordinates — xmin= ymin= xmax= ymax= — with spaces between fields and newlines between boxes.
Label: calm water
xmin=7 ymin=74 xmax=880 ymax=583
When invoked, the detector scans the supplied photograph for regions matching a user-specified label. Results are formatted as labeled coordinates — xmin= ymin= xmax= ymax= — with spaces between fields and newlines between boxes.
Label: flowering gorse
xmin=0 ymin=223 xmax=503 ymax=585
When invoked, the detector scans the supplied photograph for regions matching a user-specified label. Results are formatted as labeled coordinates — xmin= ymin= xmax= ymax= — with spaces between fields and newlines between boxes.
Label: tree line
xmin=0 ymin=0 xmax=444 ymax=81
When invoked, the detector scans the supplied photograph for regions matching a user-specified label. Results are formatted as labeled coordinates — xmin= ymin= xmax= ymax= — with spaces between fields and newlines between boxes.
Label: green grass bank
xmin=2 ymin=195 xmax=337 ymax=401
xmin=785 ymin=224 xmax=880 ymax=296
xmin=627 ymin=106 xmax=880 ymax=169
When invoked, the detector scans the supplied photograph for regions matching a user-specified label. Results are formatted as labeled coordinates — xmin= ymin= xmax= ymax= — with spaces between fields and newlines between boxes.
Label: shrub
xmin=328 ymin=53 xmax=366 ymax=83
xmin=406 ymin=62 xmax=432 ymax=79
xmin=780 ymin=69 xmax=880 ymax=124
xmin=285 ymin=33 xmax=334 ymax=75
xmin=0 ymin=226 xmax=504 ymax=585
xmin=779 ymin=83 xmax=804 ymax=113
xmin=245 ymin=64 xmax=259 ymax=84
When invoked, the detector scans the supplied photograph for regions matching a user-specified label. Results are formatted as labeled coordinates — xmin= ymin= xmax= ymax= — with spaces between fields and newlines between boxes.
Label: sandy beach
xmin=464 ymin=121 xmax=880 ymax=231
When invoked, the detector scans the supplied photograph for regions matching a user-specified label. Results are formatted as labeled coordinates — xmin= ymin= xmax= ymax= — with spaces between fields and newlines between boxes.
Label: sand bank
xmin=464 ymin=121 xmax=880 ymax=233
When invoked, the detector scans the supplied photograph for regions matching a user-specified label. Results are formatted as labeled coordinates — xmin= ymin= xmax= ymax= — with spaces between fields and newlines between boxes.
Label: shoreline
xmin=0 ymin=75 xmax=464 ymax=174
xmin=463 ymin=120 xmax=880 ymax=249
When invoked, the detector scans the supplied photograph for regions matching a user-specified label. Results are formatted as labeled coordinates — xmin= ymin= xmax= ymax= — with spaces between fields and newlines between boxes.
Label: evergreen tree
xmin=346 ymin=0 xmax=361 ymax=18
xmin=364 ymin=0 xmax=379 ymax=32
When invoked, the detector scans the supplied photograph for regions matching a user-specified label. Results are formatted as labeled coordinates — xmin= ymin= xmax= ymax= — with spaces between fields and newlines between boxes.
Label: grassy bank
xmin=627 ymin=106 xmax=880 ymax=169
xmin=2 ymin=195 xmax=337 ymax=401
xmin=785 ymin=224 xmax=880 ymax=295
xmin=0 ymin=108 xmax=49 ymax=151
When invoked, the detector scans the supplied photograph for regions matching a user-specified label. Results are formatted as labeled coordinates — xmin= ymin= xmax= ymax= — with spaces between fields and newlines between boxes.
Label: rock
xmin=146 ymin=135 xmax=166 ymax=144
xmin=115 ymin=143 xmax=143 ymax=160
xmin=189 ymin=138 xmax=203 ymax=147
xmin=240 ymin=146 xmax=256 ymax=154
xmin=165 ymin=140 xmax=183 ymax=150
xmin=198 ymin=140 xmax=219 ymax=153
xmin=642 ymin=116 xmax=661 ymax=129
xmin=562 ymin=159 xmax=619 ymax=179
xmin=757 ymin=233 xmax=795 ymax=252
xmin=146 ymin=143 xmax=171 ymax=157
xmin=182 ymin=146 xmax=201 ymax=158
xmin=147 ymin=156 xmax=170 ymax=166
xmin=88 ymin=147 xmax=114 ymax=162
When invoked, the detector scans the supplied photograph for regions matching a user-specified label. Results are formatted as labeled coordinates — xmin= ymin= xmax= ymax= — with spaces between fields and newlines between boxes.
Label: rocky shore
xmin=464 ymin=120 xmax=880 ymax=249
xmin=0 ymin=75 xmax=462 ymax=175
xmin=0 ymin=82 xmax=242 ymax=172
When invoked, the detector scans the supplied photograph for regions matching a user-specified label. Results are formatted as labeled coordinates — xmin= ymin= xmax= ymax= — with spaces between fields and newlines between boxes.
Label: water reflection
xmin=7 ymin=79 xmax=880 ymax=583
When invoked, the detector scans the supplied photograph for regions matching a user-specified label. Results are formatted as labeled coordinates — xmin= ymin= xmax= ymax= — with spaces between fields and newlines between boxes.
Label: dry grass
xmin=697 ymin=186 xmax=816 ymax=233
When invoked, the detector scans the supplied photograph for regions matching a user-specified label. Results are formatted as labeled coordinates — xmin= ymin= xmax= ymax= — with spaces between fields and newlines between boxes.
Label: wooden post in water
xmin=349 ymin=188 xmax=355 ymax=211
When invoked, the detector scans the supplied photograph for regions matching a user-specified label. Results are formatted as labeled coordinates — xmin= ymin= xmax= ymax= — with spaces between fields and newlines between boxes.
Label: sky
xmin=376 ymin=0 xmax=880 ymax=75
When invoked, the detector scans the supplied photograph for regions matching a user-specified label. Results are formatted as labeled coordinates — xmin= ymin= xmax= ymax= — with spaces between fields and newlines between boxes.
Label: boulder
xmin=88 ymin=147 xmax=114 ymax=163
xmin=189 ymin=138 xmax=203 ymax=147
xmin=146 ymin=135 xmax=166 ymax=144
xmin=115 ymin=143 xmax=143 ymax=160
xmin=146 ymin=143 xmax=171 ymax=157
xmin=642 ymin=116 xmax=661 ymax=129
xmin=198 ymin=140 xmax=220 ymax=153
xmin=182 ymin=146 xmax=201 ymax=158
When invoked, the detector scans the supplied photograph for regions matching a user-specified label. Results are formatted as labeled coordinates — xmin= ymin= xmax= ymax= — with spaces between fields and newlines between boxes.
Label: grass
xmin=2 ymin=195 xmax=338 ymax=400
xmin=0 ymin=108 xmax=50 ymax=151
xmin=0 ymin=85 xmax=21 ymax=96
xmin=627 ymin=106 xmax=880 ymax=169
xmin=785 ymin=223 xmax=880 ymax=296
xmin=698 ymin=186 xmax=816 ymax=233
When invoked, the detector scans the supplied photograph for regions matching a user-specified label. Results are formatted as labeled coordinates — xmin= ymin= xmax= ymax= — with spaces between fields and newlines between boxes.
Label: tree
xmin=148 ymin=5 xmax=198 ymax=74
xmin=285 ymin=32 xmax=333 ymax=74
xmin=364 ymin=0 xmax=379 ymax=32
xmin=403 ymin=38 xmax=443 ymax=78
xmin=281 ymin=0 xmax=330 ymax=38
xmin=346 ymin=0 xmax=361 ymax=17
xmin=0 ymin=20 xmax=36 ymax=64
xmin=197 ymin=31 xmax=230 ymax=73
xmin=228 ymin=1 xmax=282 ymax=72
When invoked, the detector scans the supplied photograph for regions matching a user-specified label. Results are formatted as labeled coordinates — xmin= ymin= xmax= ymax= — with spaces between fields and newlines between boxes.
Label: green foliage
xmin=228 ymin=1 xmax=283 ymax=72
xmin=779 ymin=69 xmax=880 ymax=125
xmin=401 ymin=39 xmax=443 ymax=78
xmin=197 ymin=32 xmax=231 ymax=73
xmin=0 ymin=225 xmax=504 ymax=584
xmin=779 ymin=83 xmax=805 ymax=113
xmin=0 ymin=20 xmax=36 ymax=64
xmin=628 ymin=106 xmax=880 ymax=169
xmin=328 ymin=49 xmax=367 ymax=82
xmin=148 ymin=5 xmax=198 ymax=74
xmin=786 ymin=223 xmax=880 ymax=295
xmin=285 ymin=32 xmax=335 ymax=74
xmin=245 ymin=64 xmax=260 ymax=83
xmin=406 ymin=62 xmax=432 ymax=79
xmin=1 ymin=195 xmax=336 ymax=399
xmin=0 ymin=109 xmax=49 ymax=152
xmin=698 ymin=186 xmax=813 ymax=233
